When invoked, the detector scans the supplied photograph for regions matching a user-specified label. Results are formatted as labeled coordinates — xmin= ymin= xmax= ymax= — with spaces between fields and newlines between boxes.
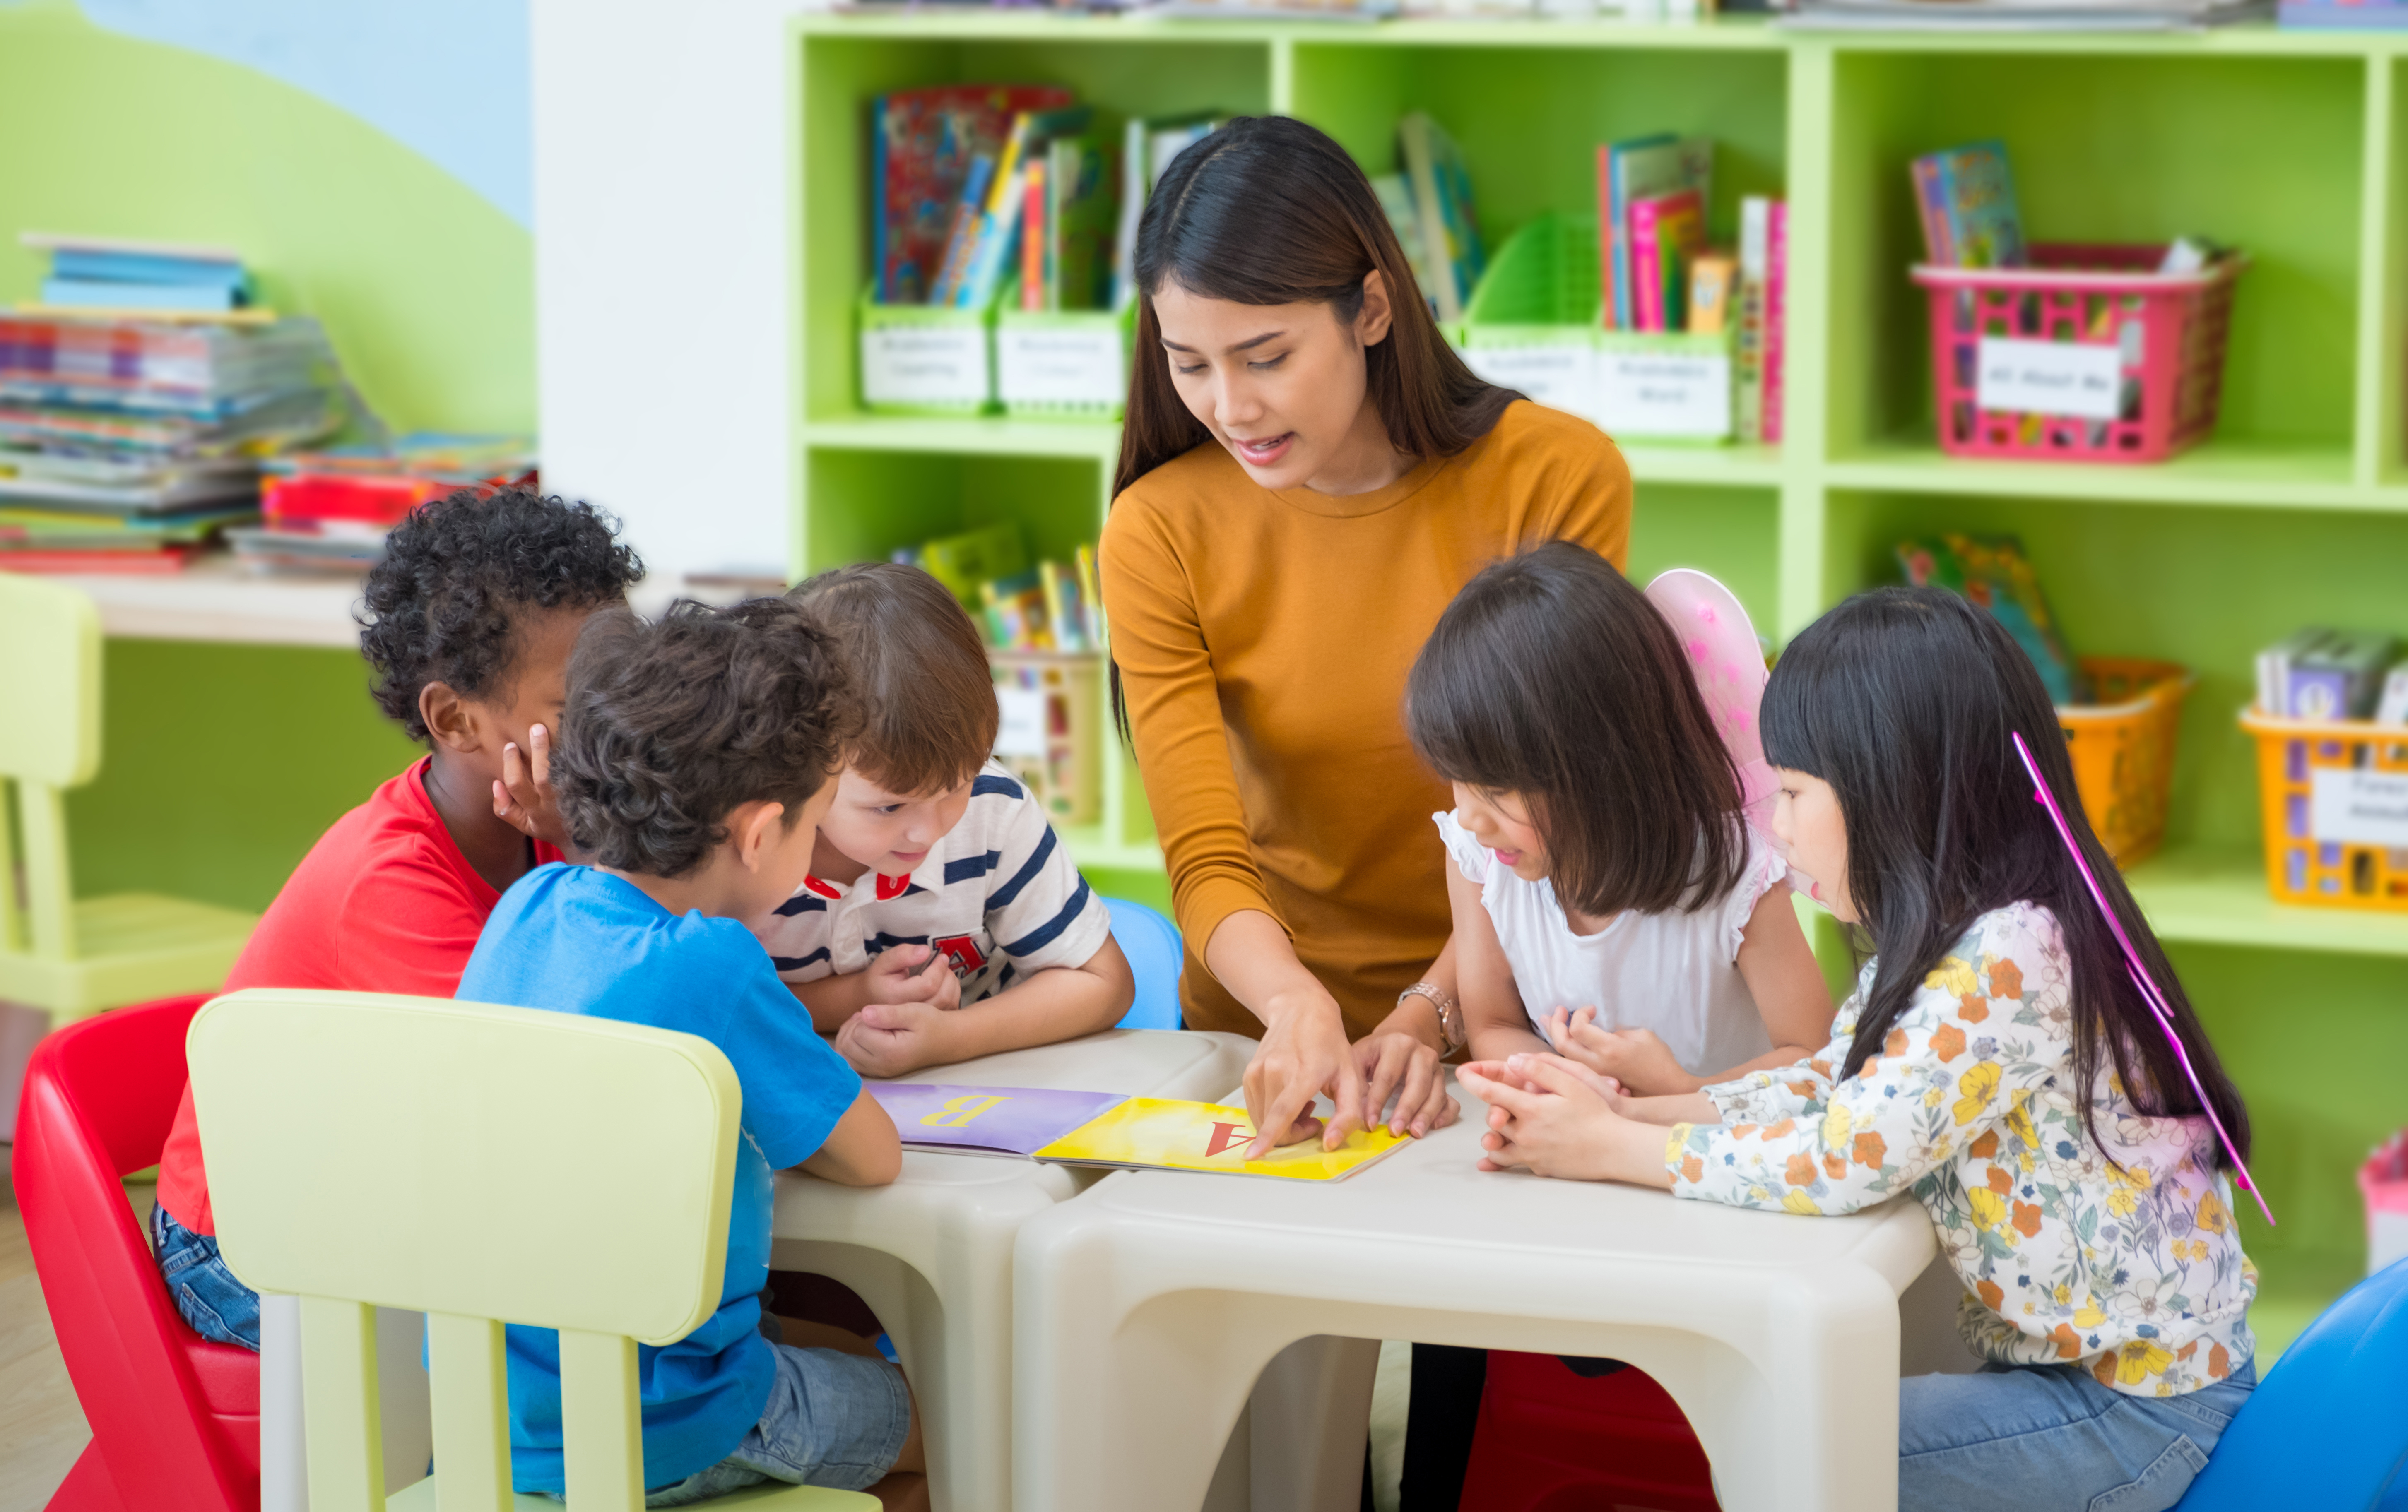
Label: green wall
xmin=0 ymin=1 xmax=534 ymax=912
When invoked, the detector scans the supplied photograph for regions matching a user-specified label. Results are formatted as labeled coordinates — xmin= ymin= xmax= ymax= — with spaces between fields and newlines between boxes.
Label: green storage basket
xmin=858 ymin=282 xmax=999 ymax=416
xmin=995 ymin=298 xmax=1135 ymax=421
xmin=1455 ymin=214 xmax=1734 ymax=444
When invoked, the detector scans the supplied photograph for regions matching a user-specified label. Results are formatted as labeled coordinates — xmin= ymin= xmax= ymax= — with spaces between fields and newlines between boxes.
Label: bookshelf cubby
xmin=792 ymin=14 xmax=2408 ymax=1323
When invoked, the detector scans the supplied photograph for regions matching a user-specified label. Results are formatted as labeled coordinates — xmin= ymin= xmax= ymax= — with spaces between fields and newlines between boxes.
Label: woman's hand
xmin=1242 ymin=986 xmax=1360 ymax=1158
xmin=1456 ymin=1055 xmax=1674 ymax=1188
xmin=1543 ymin=1008 xmax=1701 ymax=1096
xmin=1353 ymin=997 xmax=1460 ymax=1139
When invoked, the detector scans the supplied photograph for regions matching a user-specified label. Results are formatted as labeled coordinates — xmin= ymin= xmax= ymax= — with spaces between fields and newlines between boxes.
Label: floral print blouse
xmin=1666 ymin=901 xmax=2256 ymax=1396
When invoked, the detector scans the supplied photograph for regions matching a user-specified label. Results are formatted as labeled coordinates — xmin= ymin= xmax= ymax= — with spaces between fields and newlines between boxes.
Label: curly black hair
xmin=358 ymin=487 xmax=644 ymax=741
xmin=552 ymin=599 xmax=862 ymax=877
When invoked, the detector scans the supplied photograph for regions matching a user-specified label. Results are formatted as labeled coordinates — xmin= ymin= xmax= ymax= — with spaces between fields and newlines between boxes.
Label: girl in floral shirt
xmin=1460 ymin=587 xmax=2259 ymax=1512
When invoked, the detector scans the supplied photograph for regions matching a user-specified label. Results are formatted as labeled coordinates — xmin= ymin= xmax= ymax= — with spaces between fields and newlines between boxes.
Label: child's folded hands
xmin=833 ymin=997 xmax=954 ymax=1078
xmin=1543 ymin=1008 xmax=1700 ymax=1096
xmin=1456 ymin=1054 xmax=1675 ymax=1188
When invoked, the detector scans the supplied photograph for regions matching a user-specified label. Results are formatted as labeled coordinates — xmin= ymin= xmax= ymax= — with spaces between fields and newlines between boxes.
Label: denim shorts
xmin=1900 ymin=1356 xmax=2257 ymax=1512
xmin=632 ymin=1338 xmax=912 ymax=1507
xmin=151 ymin=1203 xmax=262 ymax=1352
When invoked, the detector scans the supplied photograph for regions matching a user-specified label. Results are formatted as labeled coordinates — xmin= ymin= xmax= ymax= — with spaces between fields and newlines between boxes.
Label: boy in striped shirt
xmin=753 ymin=562 xmax=1135 ymax=1077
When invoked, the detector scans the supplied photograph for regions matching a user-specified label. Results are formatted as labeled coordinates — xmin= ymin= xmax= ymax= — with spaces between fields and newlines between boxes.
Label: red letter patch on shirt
xmin=932 ymin=934 xmax=987 ymax=976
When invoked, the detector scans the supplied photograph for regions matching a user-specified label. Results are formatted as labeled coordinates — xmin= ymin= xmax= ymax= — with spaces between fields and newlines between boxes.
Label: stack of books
xmin=2256 ymin=629 xmax=2408 ymax=723
xmin=229 ymin=433 xmax=539 ymax=575
xmin=0 ymin=311 xmax=344 ymax=573
xmin=894 ymin=521 xmax=1098 ymax=653
xmin=21 ymin=233 xmax=258 ymax=317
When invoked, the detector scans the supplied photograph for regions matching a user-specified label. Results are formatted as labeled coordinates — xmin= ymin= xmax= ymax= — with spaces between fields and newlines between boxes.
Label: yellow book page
xmin=1032 ymin=1098 xmax=1406 ymax=1181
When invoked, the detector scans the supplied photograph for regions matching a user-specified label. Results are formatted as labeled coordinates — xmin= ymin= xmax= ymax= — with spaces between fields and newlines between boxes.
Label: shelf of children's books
xmin=802 ymin=414 xmax=1124 ymax=463
xmin=2124 ymin=844 xmax=2408 ymax=959
xmin=1620 ymin=442 xmax=1788 ymax=488
xmin=1052 ymin=822 xmax=1164 ymax=878
xmin=1820 ymin=437 xmax=2383 ymax=511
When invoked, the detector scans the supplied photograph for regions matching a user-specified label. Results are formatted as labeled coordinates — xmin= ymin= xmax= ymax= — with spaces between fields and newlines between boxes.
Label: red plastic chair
xmin=1457 ymin=1351 xmax=1721 ymax=1512
xmin=14 ymin=993 xmax=258 ymax=1512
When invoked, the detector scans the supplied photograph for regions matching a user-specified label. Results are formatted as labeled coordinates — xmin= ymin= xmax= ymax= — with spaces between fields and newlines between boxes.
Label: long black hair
xmin=1405 ymin=542 xmax=1745 ymax=916
xmin=1762 ymin=587 xmax=2249 ymax=1170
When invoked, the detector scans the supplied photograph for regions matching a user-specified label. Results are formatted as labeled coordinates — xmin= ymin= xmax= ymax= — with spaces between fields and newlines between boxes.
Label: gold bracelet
xmin=1397 ymin=981 xmax=1465 ymax=1055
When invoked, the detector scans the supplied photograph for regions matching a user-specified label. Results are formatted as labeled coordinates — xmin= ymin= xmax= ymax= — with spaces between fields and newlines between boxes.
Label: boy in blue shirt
xmin=457 ymin=598 xmax=923 ymax=1509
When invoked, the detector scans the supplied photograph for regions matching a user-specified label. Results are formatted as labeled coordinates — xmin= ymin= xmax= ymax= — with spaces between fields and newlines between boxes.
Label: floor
xmin=0 ymin=1153 xmax=119 ymax=1512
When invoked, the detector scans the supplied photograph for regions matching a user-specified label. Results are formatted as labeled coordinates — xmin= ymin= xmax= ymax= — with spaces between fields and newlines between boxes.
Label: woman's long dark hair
xmin=1763 ymin=587 xmax=2249 ymax=1171
xmin=1405 ymin=543 xmax=1745 ymax=916
xmin=1112 ymin=114 xmax=1516 ymax=499
xmin=1107 ymin=115 xmax=1520 ymax=735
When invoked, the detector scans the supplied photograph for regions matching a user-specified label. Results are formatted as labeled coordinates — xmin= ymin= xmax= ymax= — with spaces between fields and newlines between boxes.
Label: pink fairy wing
xmin=1642 ymin=568 xmax=1775 ymax=825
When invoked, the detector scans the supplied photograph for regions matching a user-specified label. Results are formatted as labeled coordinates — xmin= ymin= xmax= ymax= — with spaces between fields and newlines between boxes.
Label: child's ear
xmin=732 ymin=800 xmax=788 ymax=874
xmin=419 ymin=682 xmax=482 ymax=755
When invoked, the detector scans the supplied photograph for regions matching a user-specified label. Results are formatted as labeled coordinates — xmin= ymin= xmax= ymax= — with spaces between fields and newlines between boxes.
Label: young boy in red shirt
xmin=151 ymin=487 xmax=642 ymax=1348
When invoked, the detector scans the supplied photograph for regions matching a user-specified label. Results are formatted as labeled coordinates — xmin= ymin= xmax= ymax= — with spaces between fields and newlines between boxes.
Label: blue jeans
xmin=1900 ymin=1357 xmax=2257 ymax=1512
xmin=151 ymin=1203 xmax=262 ymax=1351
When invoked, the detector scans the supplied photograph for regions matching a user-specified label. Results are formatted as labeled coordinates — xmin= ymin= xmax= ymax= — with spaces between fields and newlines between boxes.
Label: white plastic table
xmin=259 ymin=1026 xmax=1255 ymax=1512
xmin=770 ymin=1027 xmax=1255 ymax=1512
xmin=1011 ymin=1071 xmax=1945 ymax=1512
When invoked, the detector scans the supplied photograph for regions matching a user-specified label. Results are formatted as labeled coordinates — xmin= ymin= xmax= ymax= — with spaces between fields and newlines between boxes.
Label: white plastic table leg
xmin=1011 ymin=1071 xmax=1938 ymax=1512
xmin=1247 ymin=1335 xmax=1378 ymax=1512
xmin=773 ymin=1028 xmax=1256 ymax=1512
xmin=260 ymin=1292 xmax=308 ymax=1512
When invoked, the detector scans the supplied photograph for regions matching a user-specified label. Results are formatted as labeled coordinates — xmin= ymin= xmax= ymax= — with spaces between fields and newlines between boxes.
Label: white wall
xmin=531 ymin=0 xmax=805 ymax=585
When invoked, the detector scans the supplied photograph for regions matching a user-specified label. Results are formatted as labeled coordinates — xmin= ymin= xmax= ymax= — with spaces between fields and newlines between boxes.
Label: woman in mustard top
xmin=1099 ymin=115 xmax=1635 ymax=1157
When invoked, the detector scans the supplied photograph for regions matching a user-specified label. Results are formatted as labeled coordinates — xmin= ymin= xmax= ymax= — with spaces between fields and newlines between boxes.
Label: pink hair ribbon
xmin=2011 ymin=731 xmax=2274 ymax=1228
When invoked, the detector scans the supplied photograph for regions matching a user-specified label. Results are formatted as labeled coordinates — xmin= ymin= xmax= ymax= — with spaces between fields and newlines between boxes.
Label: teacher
xmin=1099 ymin=115 xmax=1634 ymax=1156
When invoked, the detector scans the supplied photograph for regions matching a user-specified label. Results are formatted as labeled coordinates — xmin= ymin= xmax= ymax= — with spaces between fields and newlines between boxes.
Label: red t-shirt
xmin=156 ymin=758 xmax=560 ymax=1234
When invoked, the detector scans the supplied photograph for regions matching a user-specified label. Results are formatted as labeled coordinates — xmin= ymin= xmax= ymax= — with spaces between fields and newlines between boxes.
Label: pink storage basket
xmin=1913 ymin=243 xmax=2247 ymax=464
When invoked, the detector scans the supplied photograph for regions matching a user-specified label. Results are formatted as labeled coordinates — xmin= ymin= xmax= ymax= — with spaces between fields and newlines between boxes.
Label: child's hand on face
xmin=834 ymin=998 xmax=952 ymax=1078
xmin=491 ymin=723 xmax=576 ymax=852
xmin=864 ymin=943 xmax=963 ymax=1013
xmin=1457 ymin=1056 xmax=1633 ymax=1181
xmin=1544 ymin=1008 xmax=1698 ymax=1096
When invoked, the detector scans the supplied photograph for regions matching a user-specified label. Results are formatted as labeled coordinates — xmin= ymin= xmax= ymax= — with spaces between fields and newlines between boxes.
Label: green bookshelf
xmin=793 ymin=14 xmax=2408 ymax=1337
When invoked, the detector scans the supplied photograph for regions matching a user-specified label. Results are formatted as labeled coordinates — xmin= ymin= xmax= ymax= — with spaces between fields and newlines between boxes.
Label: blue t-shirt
xmin=455 ymin=864 xmax=861 ymax=1494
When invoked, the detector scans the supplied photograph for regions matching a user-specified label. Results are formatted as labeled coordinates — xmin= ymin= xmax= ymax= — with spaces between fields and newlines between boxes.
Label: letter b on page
xmin=922 ymin=1094 xmax=1009 ymax=1128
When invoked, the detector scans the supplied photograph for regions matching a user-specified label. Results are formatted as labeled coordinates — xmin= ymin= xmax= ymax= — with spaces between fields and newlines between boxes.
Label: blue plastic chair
xmin=1101 ymin=896 xmax=1183 ymax=1030
xmin=2174 ymin=1257 xmax=2408 ymax=1510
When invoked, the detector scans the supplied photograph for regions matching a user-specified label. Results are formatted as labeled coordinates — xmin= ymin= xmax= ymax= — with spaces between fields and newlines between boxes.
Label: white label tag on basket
xmin=1459 ymin=344 xmax=1600 ymax=423
xmin=2310 ymin=768 xmax=2408 ymax=847
xmin=994 ymin=687 xmax=1049 ymax=758
xmin=997 ymin=328 xmax=1123 ymax=406
xmin=1976 ymin=337 xmax=2121 ymax=421
xmin=862 ymin=326 xmax=988 ymax=405
xmin=1597 ymin=349 xmax=1731 ymax=438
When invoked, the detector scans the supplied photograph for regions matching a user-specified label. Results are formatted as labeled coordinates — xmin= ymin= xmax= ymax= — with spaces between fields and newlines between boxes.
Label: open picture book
xmin=865 ymin=1083 xmax=1407 ymax=1182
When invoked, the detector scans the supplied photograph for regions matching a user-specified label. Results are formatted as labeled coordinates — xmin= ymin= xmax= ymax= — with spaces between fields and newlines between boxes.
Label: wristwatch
xmin=1397 ymin=982 xmax=1466 ymax=1056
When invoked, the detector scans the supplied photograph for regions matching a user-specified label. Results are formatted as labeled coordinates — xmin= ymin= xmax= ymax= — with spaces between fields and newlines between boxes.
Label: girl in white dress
xmin=1405 ymin=542 xmax=1835 ymax=1094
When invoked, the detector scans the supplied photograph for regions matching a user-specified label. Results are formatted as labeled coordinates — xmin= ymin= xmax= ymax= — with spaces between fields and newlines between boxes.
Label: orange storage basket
xmin=2058 ymin=658 xmax=2193 ymax=866
xmin=2240 ymin=709 xmax=2408 ymax=912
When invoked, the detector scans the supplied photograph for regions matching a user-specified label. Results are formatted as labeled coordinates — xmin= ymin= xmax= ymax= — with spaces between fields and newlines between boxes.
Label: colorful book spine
xmin=1628 ymin=190 xmax=1703 ymax=334
xmin=1594 ymin=146 xmax=1618 ymax=331
xmin=1761 ymin=199 xmax=1788 ymax=446
xmin=927 ymin=153 xmax=996 ymax=308
xmin=1038 ymin=559 xmax=1087 ymax=652
xmin=1908 ymin=141 xmax=2026 ymax=269
xmin=1687 ymin=251 xmax=1736 ymax=336
xmin=1021 ymin=160 xmax=1049 ymax=311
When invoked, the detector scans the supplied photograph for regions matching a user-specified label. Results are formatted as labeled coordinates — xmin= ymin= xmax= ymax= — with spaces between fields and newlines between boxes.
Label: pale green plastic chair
xmin=188 ymin=987 xmax=878 ymax=1512
xmin=0 ymin=573 xmax=256 ymax=1024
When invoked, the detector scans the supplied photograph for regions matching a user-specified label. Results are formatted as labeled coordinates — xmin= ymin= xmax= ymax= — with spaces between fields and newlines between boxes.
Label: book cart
xmin=787 ymin=11 xmax=2408 ymax=1353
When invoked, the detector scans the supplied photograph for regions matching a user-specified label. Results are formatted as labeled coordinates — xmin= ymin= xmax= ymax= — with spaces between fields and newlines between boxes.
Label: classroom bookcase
xmin=793 ymin=13 xmax=2408 ymax=1331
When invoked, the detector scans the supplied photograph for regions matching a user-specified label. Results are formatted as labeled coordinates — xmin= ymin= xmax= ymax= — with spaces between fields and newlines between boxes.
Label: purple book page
xmin=867 ymin=1084 xmax=1127 ymax=1157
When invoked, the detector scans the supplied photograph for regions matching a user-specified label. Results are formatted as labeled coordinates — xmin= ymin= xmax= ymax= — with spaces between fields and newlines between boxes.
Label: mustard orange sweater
xmin=1100 ymin=401 xmax=1633 ymax=1039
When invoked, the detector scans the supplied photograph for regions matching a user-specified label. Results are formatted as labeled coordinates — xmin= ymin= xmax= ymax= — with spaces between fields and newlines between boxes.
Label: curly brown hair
xmin=358 ymin=487 xmax=643 ymax=741
xmin=552 ymin=598 xmax=861 ymax=877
